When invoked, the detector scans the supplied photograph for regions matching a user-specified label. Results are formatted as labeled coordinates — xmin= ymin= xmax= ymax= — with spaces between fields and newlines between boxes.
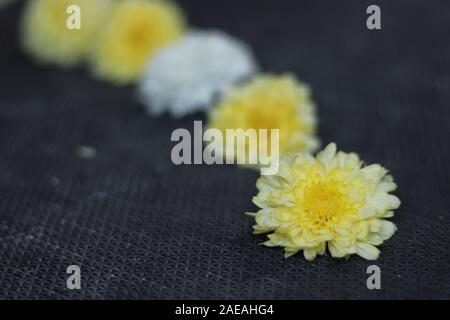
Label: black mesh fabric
xmin=0 ymin=0 xmax=449 ymax=299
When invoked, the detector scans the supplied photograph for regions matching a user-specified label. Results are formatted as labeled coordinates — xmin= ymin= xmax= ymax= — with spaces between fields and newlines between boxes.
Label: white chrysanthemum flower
xmin=138 ymin=30 xmax=259 ymax=118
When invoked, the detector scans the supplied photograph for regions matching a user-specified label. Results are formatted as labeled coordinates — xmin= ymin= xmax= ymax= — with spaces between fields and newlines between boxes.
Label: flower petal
xmin=356 ymin=242 xmax=380 ymax=260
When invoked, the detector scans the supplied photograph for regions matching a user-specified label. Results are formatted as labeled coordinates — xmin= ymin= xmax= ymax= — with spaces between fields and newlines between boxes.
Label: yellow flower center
xmin=302 ymin=180 xmax=348 ymax=226
xmin=246 ymin=108 xmax=278 ymax=131
xmin=127 ymin=23 xmax=151 ymax=50
xmin=49 ymin=2 xmax=65 ymax=23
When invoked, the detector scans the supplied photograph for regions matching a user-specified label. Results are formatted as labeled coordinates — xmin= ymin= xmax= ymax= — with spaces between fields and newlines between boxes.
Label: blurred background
xmin=0 ymin=0 xmax=449 ymax=299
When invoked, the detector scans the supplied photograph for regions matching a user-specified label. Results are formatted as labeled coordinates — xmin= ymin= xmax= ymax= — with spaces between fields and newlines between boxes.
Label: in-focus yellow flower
xmin=207 ymin=74 xmax=319 ymax=168
xmin=21 ymin=0 xmax=111 ymax=67
xmin=90 ymin=0 xmax=185 ymax=85
xmin=247 ymin=143 xmax=400 ymax=260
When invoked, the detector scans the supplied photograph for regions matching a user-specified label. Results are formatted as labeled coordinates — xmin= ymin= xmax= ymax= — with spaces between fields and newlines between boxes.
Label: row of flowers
xmin=21 ymin=0 xmax=400 ymax=261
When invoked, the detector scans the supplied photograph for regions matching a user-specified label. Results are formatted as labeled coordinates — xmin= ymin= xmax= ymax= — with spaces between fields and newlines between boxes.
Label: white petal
xmin=368 ymin=193 xmax=401 ymax=213
xmin=356 ymin=242 xmax=380 ymax=260
xmin=360 ymin=205 xmax=376 ymax=217
xmin=255 ymin=208 xmax=278 ymax=229
xmin=317 ymin=143 xmax=337 ymax=166
xmin=378 ymin=220 xmax=397 ymax=240
xmin=328 ymin=241 xmax=347 ymax=258
xmin=303 ymin=249 xmax=317 ymax=261
xmin=377 ymin=181 xmax=397 ymax=193
xmin=365 ymin=234 xmax=383 ymax=245
xmin=138 ymin=30 xmax=258 ymax=117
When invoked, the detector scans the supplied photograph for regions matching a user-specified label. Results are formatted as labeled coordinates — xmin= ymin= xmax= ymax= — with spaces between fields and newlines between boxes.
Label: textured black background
xmin=0 ymin=0 xmax=449 ymax=299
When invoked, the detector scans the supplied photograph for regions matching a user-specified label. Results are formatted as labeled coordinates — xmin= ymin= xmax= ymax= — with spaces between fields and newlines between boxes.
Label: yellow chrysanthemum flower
xmin=207 ymin=74 xmax=319 ymax=168
xmin=247 ymin=143 xmax=401 ymax=261
xmin=21 ymin=0 xmax=111 ymax=67
xmin=90 ymin=0 xmax=185 ymax=85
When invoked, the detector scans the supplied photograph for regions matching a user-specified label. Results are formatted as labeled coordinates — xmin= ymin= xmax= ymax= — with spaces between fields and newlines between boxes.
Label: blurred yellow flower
xmin=21 ymin=0 xmax=111 ymax=67
xmin=207 ymin=74 xmax=319 ymax=168
xmin=247 ymin=143 xmax=401 ymax=261
xmin=90 ymin=0 xmax=185 ymax=85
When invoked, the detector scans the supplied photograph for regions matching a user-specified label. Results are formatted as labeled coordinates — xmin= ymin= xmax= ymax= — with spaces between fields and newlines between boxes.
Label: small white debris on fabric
xmin=138 ymin=30 xmax=259 ymax=118
xmin=75 ymin=145 xmax=97 ymax=159
xmin=49 ymin=176 xmax=61 ymax=186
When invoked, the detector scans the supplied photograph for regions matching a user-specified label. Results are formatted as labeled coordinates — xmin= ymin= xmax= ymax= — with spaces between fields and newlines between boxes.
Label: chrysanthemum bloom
xmin=21 ymin=0 xmax=110 ymax=67
xmin=247 ymin=143 xmax=400 ymax=260
xmin=207 ymin=74 xmax=319 ymax=167
xmin=138 ymin=30 xmax=258 ymax=117
xmin=90 ymin=0 xmax=185 ymax=85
